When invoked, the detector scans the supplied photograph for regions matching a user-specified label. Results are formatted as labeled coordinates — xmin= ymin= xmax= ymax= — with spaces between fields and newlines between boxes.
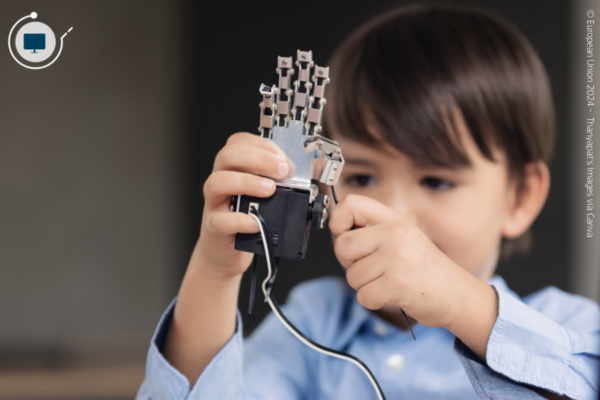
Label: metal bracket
xmin=256 ymin=50 xmax=343 ymax=188
xmin=292 ymin=50 xmax=314 ymax=122
xmin=258 ymin=84 xmax=277 ymax=138
xmin=303 ymin=135 xmax=344 ymax=185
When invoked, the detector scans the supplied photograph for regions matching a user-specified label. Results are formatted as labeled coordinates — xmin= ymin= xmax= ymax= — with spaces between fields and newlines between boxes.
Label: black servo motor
xmin=234 ymin=188 xmax=329 ymax=260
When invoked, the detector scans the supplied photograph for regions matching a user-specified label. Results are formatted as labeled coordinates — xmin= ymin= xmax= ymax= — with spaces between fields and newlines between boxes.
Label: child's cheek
xmin=419 ymin=190 xmax=486 ymax=272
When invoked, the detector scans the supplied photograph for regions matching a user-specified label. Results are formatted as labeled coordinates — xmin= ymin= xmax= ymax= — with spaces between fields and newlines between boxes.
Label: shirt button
xmin=373 ymin=322 xmax=388 ymax=336
xmin=387 ymin=354 xmax=405 ymax=371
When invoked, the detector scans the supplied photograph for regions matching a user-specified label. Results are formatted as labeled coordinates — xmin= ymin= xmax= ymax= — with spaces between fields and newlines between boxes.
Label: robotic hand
xmin=229 ymin=51 xmax=388 ymax=400
xmin=233 ymin=50 xmax=344 ymax=261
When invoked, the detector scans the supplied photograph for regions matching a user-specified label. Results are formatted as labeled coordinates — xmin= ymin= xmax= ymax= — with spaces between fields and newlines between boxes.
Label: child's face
xmin=326 ymin=115 xmax=516 ymax=281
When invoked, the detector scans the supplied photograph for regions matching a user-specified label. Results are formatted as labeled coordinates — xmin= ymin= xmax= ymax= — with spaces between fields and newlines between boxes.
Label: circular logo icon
xmin=15 ymin=21 xmax=56 ymax=63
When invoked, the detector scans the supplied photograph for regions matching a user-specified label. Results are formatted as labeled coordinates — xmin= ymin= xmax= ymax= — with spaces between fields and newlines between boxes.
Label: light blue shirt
xmin=136 ymin=276 xmax=600 ymax=399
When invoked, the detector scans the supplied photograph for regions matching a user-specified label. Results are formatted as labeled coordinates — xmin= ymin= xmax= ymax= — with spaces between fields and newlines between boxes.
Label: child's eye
xmin=345 ymin=175 xmax=376 ymax=187
xmin=421 ymin=177 xmax=454 ymax=191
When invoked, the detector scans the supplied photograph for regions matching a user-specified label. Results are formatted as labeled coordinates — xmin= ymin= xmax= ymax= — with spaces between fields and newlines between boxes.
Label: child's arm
xmin=329 ymin=194 xmax=600 ymax=399
xmin=454 ymin=283 xmax=600 ymax=400
xmin=145 ymin=132 xmax=289 ymax=387
xmin=135 ymin=286 xmax=316 ymax=400
xmin=136 ymin=276 xmax=363 ymax=400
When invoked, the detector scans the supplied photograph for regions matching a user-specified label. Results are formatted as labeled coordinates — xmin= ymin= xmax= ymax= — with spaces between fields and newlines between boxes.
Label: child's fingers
xmin=213 ymin=143 xmax=289 ymax=180
xmin=344 ymin=254 xmax=385 ymax=292
xmin=205 ymin=211 xmax=260 ymax=235
xmin=356 ymin=279 xmax=388 ymax=310
xmin=203 ymin=170 xmax=275 ymax=209
xmin=329 ymin=194 xmax=394 ymax=238
xmin=333 ymin=225 xmax=382 ymax=265
xmin=225 ymin=132 xmax=286 ymax=157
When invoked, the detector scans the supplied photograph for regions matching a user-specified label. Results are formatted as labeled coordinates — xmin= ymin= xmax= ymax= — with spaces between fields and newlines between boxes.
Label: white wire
xmin=249 ymin=211 xmax=385 ymax=400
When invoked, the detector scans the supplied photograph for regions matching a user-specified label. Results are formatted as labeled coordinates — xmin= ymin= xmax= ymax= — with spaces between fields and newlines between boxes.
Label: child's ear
xmin=501 ymin=161 xmax=550 ymax=239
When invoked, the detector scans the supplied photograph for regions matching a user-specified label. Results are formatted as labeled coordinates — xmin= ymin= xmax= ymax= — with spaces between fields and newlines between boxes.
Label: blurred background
xmin=0 ymin=0 xmax=598 ymax=398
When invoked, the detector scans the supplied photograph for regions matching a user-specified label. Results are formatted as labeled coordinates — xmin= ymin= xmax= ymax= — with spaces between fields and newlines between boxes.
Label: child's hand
xmin=166 ymin=133 xmax=290 ymax=382
xmin=195 ymin=132 xmax=289 ymax=281
xmin=329 ymin=194 xmax=496 ymax=334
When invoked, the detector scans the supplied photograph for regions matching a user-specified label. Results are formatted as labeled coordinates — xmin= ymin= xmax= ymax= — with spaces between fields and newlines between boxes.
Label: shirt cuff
xmin=189 ymin=309 xmax=243 ymax=399
xmin=139 ymin=297 xmax=244 ymax=400
xmin=453 ymin=337 xmax=545 ymax=399
xmin=485 ymin=285 xmax=571 ymax=395
xmin=141 ymin=297 xmax=190 ymax=399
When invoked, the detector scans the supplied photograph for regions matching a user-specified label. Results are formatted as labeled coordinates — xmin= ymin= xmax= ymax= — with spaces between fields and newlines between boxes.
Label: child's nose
xmin=385 ymin=190 xmax=419 ymax=226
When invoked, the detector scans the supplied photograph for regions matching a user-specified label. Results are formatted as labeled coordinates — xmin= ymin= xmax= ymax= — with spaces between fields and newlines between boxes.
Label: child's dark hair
xmin=323 ymin=4 xmax=555 ymax=259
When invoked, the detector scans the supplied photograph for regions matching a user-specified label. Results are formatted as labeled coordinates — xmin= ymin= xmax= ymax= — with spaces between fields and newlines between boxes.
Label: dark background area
xmin=184 ymin=0 xmax=571 ymax=332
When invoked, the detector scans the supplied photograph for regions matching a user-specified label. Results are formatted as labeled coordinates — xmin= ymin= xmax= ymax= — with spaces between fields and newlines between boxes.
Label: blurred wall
xmin=0 ymin=0 xmax=185 ymax=367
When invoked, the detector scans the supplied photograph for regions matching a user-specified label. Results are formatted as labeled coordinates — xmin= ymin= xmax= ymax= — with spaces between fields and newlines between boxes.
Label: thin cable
xmin=248 ymin=254 xmax=258 ymax=314
xmin=330 ymin=185 xmax=339 ymax=204
xmin=249 ymin=207 xmax=386 ymax=400
xmin=400 ymin=309 xmax=416 ymax=341
xmin=251 ymin=209 xmax=277 ymax=298
xmin=330 ymin=185 xmax=416 ymax=341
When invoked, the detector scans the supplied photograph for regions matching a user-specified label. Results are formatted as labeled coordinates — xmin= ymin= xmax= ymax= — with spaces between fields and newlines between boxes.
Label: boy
xmin=137 ymin=5 xmax=600 ymax=399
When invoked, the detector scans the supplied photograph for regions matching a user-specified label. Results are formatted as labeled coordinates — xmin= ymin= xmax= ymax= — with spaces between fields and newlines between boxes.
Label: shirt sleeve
xmin=134 ymin=297 xmax=244 ymax=400
xmin=135 ymin=286 xmax=318 ymax=400
xmin=454 ymin=337 xmax=546 ymax=399
xmin=456 ymin=285 xmax=600 ymax=400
